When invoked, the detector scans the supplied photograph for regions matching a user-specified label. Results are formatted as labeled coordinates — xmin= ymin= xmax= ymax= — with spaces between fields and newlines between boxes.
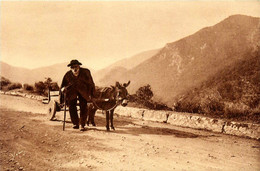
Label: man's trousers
xmin=68 ymin=93 xmax=88 ymax=127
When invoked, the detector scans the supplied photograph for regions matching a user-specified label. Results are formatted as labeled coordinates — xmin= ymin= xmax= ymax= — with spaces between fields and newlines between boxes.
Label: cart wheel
xmin=47 ymin=100 xmax=57 ymax=121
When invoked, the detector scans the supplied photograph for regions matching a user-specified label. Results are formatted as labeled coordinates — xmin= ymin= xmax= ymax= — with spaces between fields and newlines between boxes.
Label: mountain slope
xmin=99 ymin=15 xmax=260 ymax=106
xmin=0 ymin=61 xmax=32 ymax=84
xmin=32 ymin=62 xmax=71 ymax=84
xmin=93 ymin=49 xmax=160 ymax=85
xmin=0 ymin=61 xmax=95 ymax=85
xmin=98 ymin=66 xmax=128 ymax=86
xmin=175 ymin=49 xmax=260 ymax=122
xmin=108 ymin=49 xmax=161 ymax=70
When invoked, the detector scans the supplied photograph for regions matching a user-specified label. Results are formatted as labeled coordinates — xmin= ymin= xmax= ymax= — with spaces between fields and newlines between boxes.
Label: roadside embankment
xmin=115 ymin=106 xmax=260 ymax=139
xmin=0 ymin=90 xmax=44 ymax=101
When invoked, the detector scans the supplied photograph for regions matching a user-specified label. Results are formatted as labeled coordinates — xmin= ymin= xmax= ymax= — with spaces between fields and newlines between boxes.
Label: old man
xmin=61 ymin=59 xmax=95 ymax=131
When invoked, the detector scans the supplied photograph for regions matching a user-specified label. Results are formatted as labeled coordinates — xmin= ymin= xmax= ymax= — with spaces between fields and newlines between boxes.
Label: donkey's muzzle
xmin=121 ymin=99 xmax=128 ymax=107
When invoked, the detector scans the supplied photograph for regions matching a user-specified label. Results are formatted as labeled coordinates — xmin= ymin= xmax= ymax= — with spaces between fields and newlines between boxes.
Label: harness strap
xmin=92 ymin=99 xmax=119 ymax=112
xmin=92 ymin=87 xmax=118 ymax=111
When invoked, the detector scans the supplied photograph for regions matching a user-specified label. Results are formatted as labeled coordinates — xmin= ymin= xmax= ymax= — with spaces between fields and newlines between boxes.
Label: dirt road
xmin=0 ymin=94 xmax=259 ymax=171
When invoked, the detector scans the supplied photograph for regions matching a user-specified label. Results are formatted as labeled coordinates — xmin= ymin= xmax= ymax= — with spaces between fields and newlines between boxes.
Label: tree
xmin=7 ymin=83 xmax=22 ymax=90
xmin=34 ymin=81 xmax=46 ymax=95
xmin=49 ymin=82 xmax=59 ymax=91
xmin=44 ymin=77 xmax=53 ymax=89
xmin=0 ymin=76 xmax=11 ymax=89
xmin=136 ymin=84 xmax=153 ymax=101
xmin=34 ymin=77 xmax=59 ymax=96
xmin=129 ymin=84 xmax=172 ymax=111
xmin=23 ymin=83 xmax=34 ymax=91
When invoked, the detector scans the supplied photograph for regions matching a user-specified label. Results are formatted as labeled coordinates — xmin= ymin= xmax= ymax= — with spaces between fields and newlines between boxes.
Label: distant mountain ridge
xmin=0 ymin=48 xmax=160 ymax=85
xmin=0 ymin=61 xmax=32 ymax=84
xmin=92 ymin=49 xmax=160 ymax=85
xmin=108 ymin=49 xmax=161 ymax=70
xmin=0 ymin=61 xmax=94 ymax=84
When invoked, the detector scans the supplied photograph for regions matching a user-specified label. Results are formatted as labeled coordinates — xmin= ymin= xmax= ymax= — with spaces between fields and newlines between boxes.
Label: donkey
xmin=87 ymin=81 xmax=130 ymax=131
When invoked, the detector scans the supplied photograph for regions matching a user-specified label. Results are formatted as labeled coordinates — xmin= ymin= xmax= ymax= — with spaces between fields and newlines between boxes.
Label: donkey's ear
xmin=123 ymin=81 xmax=130 ymax=87
xmin=115 ymin=82 xmax=121 ymax=87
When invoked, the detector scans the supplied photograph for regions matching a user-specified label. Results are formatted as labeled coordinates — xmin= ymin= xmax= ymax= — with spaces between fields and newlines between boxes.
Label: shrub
xmin=130 ymin=85 xmax=172 ymax=111
xmin=7 ymin=83 xmax=22 ymax=90
xmin=34 ymin=81 xmax=46 ymax=95
xmin=174 ymin=100 xmax=202 ymax=113
xmin=49 ymin=82 xmax=59 ymax=91
xmin=0 ymin=76 xmax=11 ymax=89
xmin=222 ymin=102 xmax=251 ymax=120
xmin=136 ymin=84 xmax=153 ymax=101
xmin=34 ymin=78 xmax=59 ymax=96
xmin=23 ymin=83 xmax=34 ymax=91
xmin=174 ymin=88 xmax=225 ymax=116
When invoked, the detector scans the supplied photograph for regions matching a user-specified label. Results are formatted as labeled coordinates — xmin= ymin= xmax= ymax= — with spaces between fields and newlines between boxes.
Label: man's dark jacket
xmin=61 ymin=68 xmax=95 ymax=102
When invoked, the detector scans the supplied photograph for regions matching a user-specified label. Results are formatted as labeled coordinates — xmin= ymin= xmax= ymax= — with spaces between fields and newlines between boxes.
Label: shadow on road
xmin=50 ymin=114 xmax=210 ymax=138
xmin=95 ymin=115 xmax=206 ymax=138
xmin=114 ymin=125 xmax=203 ymax=138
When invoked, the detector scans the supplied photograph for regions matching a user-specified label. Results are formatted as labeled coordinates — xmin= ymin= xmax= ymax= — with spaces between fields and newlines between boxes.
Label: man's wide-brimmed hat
xmin=67 ymin=59 xmax=82 ymax=67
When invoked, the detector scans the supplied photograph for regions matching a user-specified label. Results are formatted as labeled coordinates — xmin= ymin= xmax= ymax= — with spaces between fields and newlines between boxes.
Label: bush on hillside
xmin=174 ymin=54 xmax=260 ymax=123
xmin=135 ymin=84 xmax=153 ymax=101
xmin=23 ymin=83 xmax=34 ymax=91
xmin=49 ymin=82 xmax=59 ymax=91
xmin=0 ymin=76 xmax=11 ymax=89
xmin=34 ymin=77 xmax=59 ymax=96
xmin=35 ymin=81 xmax=46 ymax=95
xmin=43 ymin=77 xmax=59 ymax=91
xmin=174 ymin=90 xmax=225 ymax=115
xmin=130 ymin=84 xmax=172 ymax=111
xmin=7 ymin=83 xmax=22 ymax=90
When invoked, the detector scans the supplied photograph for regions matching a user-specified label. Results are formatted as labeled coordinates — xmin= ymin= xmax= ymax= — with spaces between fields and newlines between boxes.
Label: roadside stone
xmin=223 ymin=122 xmax=260 ymax=139
xmin=143 ymin=110 xmax=169 ymax=123
xmin=130 ymin=109 xmax=145 ymax=119
xmin=115 ymin=106 xmax=144 ymax=119
xmin=114 ymin=105 xmax=260 ymax=139
xmin=168 ymin=112 xmax=225 ymax=133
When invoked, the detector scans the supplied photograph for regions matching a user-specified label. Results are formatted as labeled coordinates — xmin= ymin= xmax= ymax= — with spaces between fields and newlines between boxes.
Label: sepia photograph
xmin=0 ymin=1 xmax=260 ymax=170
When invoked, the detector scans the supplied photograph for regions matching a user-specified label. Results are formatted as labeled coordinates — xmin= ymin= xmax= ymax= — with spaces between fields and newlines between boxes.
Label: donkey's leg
xmin=110 ymin=109 xmax=115 ymax=130
xmin=86 ymin=105 xmax=90 ymax=126
xmin=87 ymin=104 xmax=97 ymax=126
xmin=105 ymin=110 xmax=110 ymax=131
xmin=90 ymin=108 xmax=97 ymax=126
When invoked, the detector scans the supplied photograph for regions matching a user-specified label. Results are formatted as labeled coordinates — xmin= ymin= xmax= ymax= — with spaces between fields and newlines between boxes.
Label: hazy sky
xmin=1 ymin=1 xmax=260 ymax=70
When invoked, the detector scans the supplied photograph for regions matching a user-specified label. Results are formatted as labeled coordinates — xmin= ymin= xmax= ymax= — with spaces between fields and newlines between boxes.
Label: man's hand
xmin=59 ymin=103 xmax=65 ymax=108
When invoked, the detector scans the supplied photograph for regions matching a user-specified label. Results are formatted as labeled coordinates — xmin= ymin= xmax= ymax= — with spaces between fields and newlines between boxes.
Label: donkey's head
xmin=114 ymin=81 xmax=130 ymax=107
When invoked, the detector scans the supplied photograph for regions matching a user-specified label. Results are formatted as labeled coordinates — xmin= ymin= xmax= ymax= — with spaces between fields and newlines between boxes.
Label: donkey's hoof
xmin=111 ymin=126 xmax=115 ymax=130
xmin=106 ymin=127 xmax=110 ymax=131
xmin=92 ymin=122 xmax=96 ymax=127
xmin=80 ymin=127 xmax=86 ymax=131
xmin=80 ymin=125 xmax=86 ymax=131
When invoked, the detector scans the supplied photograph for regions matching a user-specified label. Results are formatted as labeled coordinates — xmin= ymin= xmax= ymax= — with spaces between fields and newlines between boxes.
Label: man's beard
xmin=72 ymin=70 xmax=79 ymax=76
